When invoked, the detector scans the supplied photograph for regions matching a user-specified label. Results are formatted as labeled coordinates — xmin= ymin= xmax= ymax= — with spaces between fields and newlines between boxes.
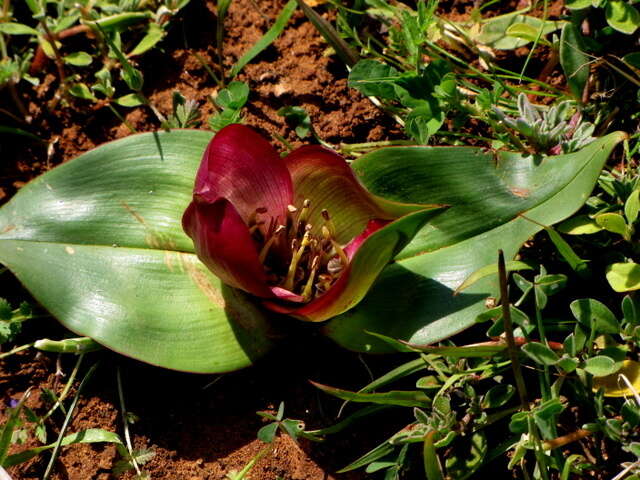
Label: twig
xmin=498 ymin=250 xmax=529 ymax=411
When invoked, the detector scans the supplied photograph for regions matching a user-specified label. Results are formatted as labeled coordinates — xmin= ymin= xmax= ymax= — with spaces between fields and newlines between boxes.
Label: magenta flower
xmin=182 ymin=125 xmax=443 ymax=322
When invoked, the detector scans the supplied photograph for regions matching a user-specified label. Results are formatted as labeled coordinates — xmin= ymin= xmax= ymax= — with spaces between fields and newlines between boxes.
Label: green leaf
xmin=63 ymin=51 xmax=93 ymax=67
xmin=0 ymin=23 xmax=39 ymax=35
xmin=506 ymin=23 xmax=550 ymax=44
xmin=3 ymin=428 xmax=123 ymax=467
xmin=257 ymin=423 xmax=278 ymax=443
xmin=625 ymin=190 xmax=640 ymax=223
xmin=68 ymin=83 xmax=97 ymax=101
xmin=623 ymin=52 xmax=640 ymax=69
xmin=521 ymin=342 xmax=560 ymax=366
xmin=566 ymin=0 xmax=592 ymax=9
xmin=294 ymin=0 xmax=359 ymax=67
xmin=229 ymin=0 xmax=297 ymax=78
xmin=0 ymin=131 xmax=276 ymax=373
xmin=544 ymin=227 xmax=589 ymax=274
xmin=584 ymin=355 xmax=618 ymax=377
xmin=570 ymin=298 xmax=619 ymax=334
xmin=557 ymin=215 xmax=603 ymax=234
xmin=277 ymin=106 xmax=311 ymax=138
xmin=560 ymin=23 xmax=589 ymax=100
xmin=114 ymin=93 xmax=145 ymax=107
xmin=595 ymin=212 xmax=628 ymax=236
xmin=605 ymin=0 xmax=640 ymax=34
xmin=215 ymin=81 xmax=249 ymax=110
xmin=324 ymin=133 xmax=624 ymax=352
xmin=445 ymin=431 xmax=487 ymax=479
xmin=129 ymin=23 xmax=165 ymax=57
xmin=476 ymin=13 xmax=566 ymax=49
xmin=424 ymin=431 xmax=445 ymax=480
xmin=481 ymin=385 xmax=515 ymax=409
xmin=311 ymin=381 xmax=431 ymax=407
xmin=348 ymin=60 xmax=401 ymax=100
xmin=457 ymin=261 xmax=533 ymax=294
xmin=606 ymin=263 xmax=640 ymax=292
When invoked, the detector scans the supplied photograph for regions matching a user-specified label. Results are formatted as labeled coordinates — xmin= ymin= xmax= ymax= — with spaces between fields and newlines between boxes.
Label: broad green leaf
xmin=625 ymin=189 xmax=640 ymax=223
xmin=606 ymin=262 xmax=640 ymax=292
xmin=215 ymin=81 xmax=249 ymax=110
xmin=595 ymin=212 xmax=628 ymax=236
xmin=456 ymin=260 xmax=533 ymax=294
xmin=605 ymin=0 xmax=640 ymax=34
xmin=560 ymin=23 xmax=589 ymax=100
xmin=557 ymin=214 xmax=603 ymax=234
xmin=570 ymin=298 xmax=619 ymax=334
xmin=229 ymin=0 xmax=297 ymax=78
xmin=475 ymin=13 xmax=566 ymax=49
xmin=324 ymin=133 xmax=624 ymax=352
xmin=0 ymin=131 xmax=275 ymax=373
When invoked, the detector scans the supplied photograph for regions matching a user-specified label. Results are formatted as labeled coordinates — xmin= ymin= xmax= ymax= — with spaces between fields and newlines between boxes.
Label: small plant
xmin=492 ymin=94 xmax=595 ymax=154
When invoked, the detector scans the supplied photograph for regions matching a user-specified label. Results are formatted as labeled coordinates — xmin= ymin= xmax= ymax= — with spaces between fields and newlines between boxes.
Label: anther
xmin=321 ymin=209 xmax=336 ymax=237
xmin=258 ymin=225 xmax=285 ymax=263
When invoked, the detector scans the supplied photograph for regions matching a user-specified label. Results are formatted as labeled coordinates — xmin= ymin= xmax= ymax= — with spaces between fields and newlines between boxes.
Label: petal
xmin=195 ymin=124 xmax=293 ymax=226
xmin=182 ymin=197 xmax=273 ymax=298
xmin=264 ymin=207 xmax=446 ymax=322
xmin=283 ymin=146 xmax=427 ymax=244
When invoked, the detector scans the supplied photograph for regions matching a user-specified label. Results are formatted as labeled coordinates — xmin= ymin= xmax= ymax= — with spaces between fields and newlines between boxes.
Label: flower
xmin=182 ymin=124 xmax=443 ymax=322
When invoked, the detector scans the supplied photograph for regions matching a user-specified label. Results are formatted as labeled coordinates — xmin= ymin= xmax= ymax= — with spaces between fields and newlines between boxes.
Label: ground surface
xmin=0 ymin=0 xmax=570 ymax=478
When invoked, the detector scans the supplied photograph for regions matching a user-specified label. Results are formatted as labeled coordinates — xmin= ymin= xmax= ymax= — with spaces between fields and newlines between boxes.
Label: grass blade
xmin=294 ymin=0 xmax=359 ymax=67
xmin=229 ymin=0 xmax=297 ymax=78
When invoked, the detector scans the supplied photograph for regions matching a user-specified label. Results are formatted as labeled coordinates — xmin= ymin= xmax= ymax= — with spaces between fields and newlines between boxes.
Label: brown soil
xmin=1 ymin=0 xmax=411 ymax=478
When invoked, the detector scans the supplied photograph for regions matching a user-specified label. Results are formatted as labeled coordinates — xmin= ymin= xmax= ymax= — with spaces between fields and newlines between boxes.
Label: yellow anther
xmin=321 ymin=209 xmax=336 ymax=237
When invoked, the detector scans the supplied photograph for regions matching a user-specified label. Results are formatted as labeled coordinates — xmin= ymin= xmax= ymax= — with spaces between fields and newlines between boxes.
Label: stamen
xmin=321 ymin=209 xmax=336 ymax=237
xmin=283 ymin=230 xmax=311 ymax=291
xmin=258 ymin=225 xmax=285 ymax=263
xmin=249 ymin=206 xmax=268 ymax=225
xmin=330 ymin=240 xmax=349 ymax=270
xmin=249 ymin=221 xmax=265 ymax=234
xmin=302 ymin=256 xmax=320 ymax=301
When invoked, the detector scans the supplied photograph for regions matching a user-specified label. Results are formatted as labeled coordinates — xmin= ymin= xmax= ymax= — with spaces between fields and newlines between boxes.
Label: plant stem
xmin=117 ymin=366 xmax=141 ymax=476
xmin=498 ymin=250 xmax=529 ymax=411
xmin=0 ymin=342 xmax=33 ymax=359
xmin=43 ymin=359 xmax=97 ymax=480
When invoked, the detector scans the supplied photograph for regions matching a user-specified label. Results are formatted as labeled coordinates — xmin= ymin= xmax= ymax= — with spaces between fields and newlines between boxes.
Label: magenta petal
xmin=344 ymin=219 xmax=389 ymax=260
xmin=270 ymin=287 xmax=305 ymax=303
xmin=195 ymin=124 xmax=293 ymax=226
xmin=182 ymin=197 xmax=273 ymax=298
